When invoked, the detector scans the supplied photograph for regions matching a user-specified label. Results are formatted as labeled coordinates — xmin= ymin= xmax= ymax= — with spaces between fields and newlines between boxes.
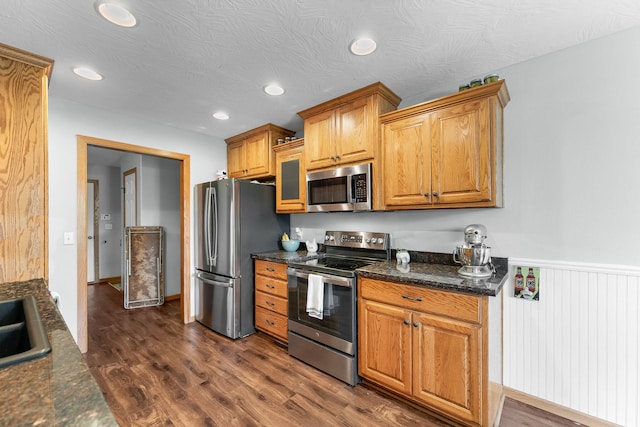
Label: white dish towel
xmin=306 ymin=273 xmax=325 ymax=320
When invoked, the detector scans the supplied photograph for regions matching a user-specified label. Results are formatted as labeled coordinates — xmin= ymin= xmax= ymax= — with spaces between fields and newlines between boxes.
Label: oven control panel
xmin=324 ymin=230 xmax=389 ymax=250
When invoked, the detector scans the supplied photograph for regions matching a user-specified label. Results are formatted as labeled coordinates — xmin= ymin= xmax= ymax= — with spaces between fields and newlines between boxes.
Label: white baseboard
xmin=503 ymin=387 xmax=621 ymax=427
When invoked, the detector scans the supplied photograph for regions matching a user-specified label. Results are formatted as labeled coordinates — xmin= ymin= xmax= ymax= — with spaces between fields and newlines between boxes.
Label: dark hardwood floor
xmin=84 ymin=283 xmax=582 ymax=427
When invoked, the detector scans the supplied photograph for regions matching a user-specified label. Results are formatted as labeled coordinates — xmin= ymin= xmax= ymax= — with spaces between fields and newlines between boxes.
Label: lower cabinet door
xmin=358 ymin=299 xmax=412 ymax=396
xmin=412 ymin=312 xmax=481 ymax=424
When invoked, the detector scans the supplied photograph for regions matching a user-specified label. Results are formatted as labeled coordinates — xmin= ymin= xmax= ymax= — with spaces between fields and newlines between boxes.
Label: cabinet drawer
xmin=255 ymin=306 xmax=288 ymax=341
xmin=255 ymin=259 xmax=288 ymax=279
xmin=255 ymin=290 xmax=288 ymax=316
xmin=255 ymin=274 xmax=288 ymax=298
xmin=359 ymin=277 xmax=481 ymax=324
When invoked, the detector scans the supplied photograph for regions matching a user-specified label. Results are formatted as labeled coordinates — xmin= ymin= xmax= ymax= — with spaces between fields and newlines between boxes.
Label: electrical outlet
xmin=63 ymin=232 xmax=74 ymax=245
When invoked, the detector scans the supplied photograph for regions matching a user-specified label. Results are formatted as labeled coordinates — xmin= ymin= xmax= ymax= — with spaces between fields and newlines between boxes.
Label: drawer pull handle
xmin=266 ymin=267 xmax=275 ymax=272
xmin=402 ymin=295 xmax=423 ymax=302
xmin=265 ymin=319 xmax=275 ymax=326
xmin=265 ymin=284 xmax=275 ymax=289
xmin=266 ymin=301 xmax=275 ymax=306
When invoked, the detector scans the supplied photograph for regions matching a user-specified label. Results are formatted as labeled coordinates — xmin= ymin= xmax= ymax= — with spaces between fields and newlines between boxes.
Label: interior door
xmin=87 ymin=181 xmax=96 ymax=282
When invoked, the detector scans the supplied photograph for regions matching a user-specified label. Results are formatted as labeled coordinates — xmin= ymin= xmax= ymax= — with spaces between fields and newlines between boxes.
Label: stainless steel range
xmin=287 ymin=230 xmax=390 ymax=385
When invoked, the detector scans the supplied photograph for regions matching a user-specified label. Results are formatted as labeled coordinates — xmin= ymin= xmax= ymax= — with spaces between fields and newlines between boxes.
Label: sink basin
xmin=0 ymin=295 xmax=51 ymax=369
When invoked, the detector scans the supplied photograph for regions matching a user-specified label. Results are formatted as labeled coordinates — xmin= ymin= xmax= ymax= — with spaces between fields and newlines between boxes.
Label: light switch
xmin=100 ymin=213 xmax=111 ymax=220
xmin=63 ymin=232 xmax=74 ymax=245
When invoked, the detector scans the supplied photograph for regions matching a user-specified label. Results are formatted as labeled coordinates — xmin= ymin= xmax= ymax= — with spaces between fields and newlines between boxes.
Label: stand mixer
xmin=453 ymin=224 xmax=495 ymax=278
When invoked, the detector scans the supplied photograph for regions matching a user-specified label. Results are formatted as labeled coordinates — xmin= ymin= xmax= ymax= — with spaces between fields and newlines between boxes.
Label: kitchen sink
xmin=0 ymin=296 xmax=51 ymax=369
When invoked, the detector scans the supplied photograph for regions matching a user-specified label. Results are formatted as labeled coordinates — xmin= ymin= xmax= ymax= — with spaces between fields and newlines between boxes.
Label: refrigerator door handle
xmin=204 ymin=186 xmax=218 ymax=266
xmin=196 ymin=273 xmax=233 ymax=288
xmin=211 ymin=187 xmax=218 ymax=265
xmin=204 ymin=186 xmax=212 ymax=265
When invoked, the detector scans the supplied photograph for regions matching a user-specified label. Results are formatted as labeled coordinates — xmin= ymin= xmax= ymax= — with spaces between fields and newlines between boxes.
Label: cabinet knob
xmin=423 ymin=193 xmax=429 ymax=197
xmin=335 ymin=155 xmax=341 ymax=160
xmin=330 ymin=156 xmax=335 ymax=161
xmin=432 ymin=192 xmax=439 ymax=198
xmin=413 ymin=322 xmax=419 ymax=328
xmin=403 ymin=319 xmax=410 ymax=325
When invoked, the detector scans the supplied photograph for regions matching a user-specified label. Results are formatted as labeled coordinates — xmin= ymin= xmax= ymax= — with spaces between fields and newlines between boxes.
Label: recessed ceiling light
xmin=264 ymin=84 xmax=285 ymax=96
xmin=213 ymin=112 xmax=229 ymax=120
xmin=73 ymin=67 xmax=103 ymax=81
xmin=98 ymin=3 xmax=137 ymax=28
xmin=350 ymin=38 xmax=377 ymax=56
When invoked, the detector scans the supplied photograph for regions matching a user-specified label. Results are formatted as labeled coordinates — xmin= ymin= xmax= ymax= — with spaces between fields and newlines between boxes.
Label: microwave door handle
xmin=349 ymin=175 xmax=356 ymax=204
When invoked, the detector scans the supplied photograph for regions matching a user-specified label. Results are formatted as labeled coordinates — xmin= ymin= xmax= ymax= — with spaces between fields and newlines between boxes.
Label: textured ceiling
xmin=3 ymin=0 xmax=640 ymax=141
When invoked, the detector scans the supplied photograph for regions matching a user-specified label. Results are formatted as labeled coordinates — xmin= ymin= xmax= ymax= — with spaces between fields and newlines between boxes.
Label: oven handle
xmin=287 ymin=268 xmax=354 ymax=288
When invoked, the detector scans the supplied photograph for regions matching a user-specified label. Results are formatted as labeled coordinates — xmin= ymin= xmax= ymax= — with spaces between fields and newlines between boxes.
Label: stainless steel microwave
xmin=306 ymin=163 xmax=372 ymax=212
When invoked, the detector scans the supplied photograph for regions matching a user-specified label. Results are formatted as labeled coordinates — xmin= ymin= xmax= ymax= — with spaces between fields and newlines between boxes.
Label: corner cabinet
xmin=274 ymin=139 xmax=305 ymax=213
xmin=381 ymin=80 xmax=510 ymax=210
xmin=254 ymin=260 xmax=289 ymax=342
xmin=225 ymin=123 xmax=295 ymax=179
xmin=298 ymin=82 xmax=401 ymax=171
xmin=358 ymin=277 xmax=503 ymax=427
xmin=0 ymin=44 xmax=54 ymax=283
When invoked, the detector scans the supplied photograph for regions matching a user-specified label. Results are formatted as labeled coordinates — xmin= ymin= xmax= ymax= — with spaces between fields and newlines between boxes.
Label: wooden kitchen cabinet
xmin=358 ymin=276 xmax=501 ymax=427
xmin=274 ymin=139 xmax=305 ymax=213
xmin=225 ymin=123 xmax=294 ymax=179
xmin=381 ymin=80 xmax=510 ymax=210
xmin=298 ymin=82 xmax=401 ymax=171
xmin=0 ymin=44 xmax=53 ymax=283
xmin=254 ymin=259 xmax=289 ymax=342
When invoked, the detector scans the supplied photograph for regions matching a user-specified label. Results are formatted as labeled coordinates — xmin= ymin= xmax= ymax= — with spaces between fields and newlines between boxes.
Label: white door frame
xmin=77 ymin=135 xmax=191 ymax=353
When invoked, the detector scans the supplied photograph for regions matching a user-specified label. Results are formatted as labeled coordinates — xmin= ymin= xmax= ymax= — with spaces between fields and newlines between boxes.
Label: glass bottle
xmin=514 ymin=267 xmax=524 ymax=296
xmin=526 ymin=268 xmax=536 ymax=293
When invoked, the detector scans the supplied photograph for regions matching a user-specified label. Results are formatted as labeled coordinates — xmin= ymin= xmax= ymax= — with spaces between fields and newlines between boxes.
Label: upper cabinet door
xmin=226 ymin=142 xmax=245 ymax=178
xmin=335 ymin=96 xmax=373 ymax=164
xmin=431 ymin=98 xmax=491 ymax=205
xmin=383 ymin=114 xmax=432 ymax=207
xmin=244 ymin=132 xmax=271 ymax=177
xmin=303 ymin=109 xmax=335 ymax=170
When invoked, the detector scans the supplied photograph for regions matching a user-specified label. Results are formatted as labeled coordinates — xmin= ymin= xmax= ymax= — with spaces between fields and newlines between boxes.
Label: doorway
xmin=77 ymin=135 xmax=191 ymax=353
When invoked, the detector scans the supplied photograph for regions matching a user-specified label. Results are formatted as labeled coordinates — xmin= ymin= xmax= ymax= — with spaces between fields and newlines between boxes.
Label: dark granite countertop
xmin=357 ymin=252 xmax=509 ymax=297
xmin=254 ymin=250 xmax=508 ymax=296
xmin=0 ymin=279 xmax=117 ymax=426
xmin=252 ymin=250 xmax=324 ymax=263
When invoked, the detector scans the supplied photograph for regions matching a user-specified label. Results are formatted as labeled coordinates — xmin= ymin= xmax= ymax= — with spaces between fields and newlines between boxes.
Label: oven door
xmin=287 ymin=268 xmax=356 ymax=355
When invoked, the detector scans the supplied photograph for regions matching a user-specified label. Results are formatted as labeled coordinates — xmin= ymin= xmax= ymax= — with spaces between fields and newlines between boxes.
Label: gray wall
xmin=291 ymin=25 xmax=640 ymax=268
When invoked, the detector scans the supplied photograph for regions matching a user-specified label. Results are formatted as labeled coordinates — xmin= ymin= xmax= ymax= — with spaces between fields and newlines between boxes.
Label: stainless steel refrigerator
xmin=195 ymin=179 xmax=289 ymax=338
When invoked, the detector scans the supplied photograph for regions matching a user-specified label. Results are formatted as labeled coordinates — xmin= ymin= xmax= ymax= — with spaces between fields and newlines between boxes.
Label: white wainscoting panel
xmin=504 ymin=258 xmax=639 ymax=427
